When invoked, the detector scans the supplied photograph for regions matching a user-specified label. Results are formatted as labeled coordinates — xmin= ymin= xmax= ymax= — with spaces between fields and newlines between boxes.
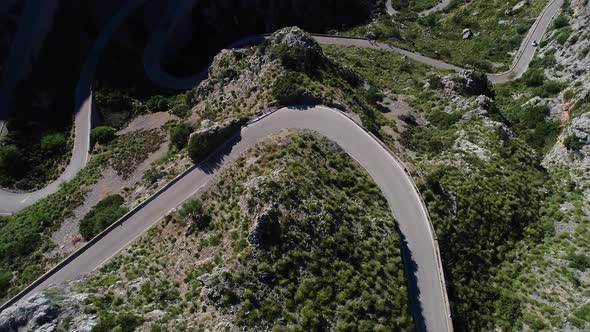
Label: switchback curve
xmin=0 ymin=106 xmax=453 ymax=332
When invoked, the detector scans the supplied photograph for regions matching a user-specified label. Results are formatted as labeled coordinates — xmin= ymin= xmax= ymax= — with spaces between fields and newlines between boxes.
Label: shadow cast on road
xmin=197 ymin=131 xmax=243 ymax=175
xmin=398 ymin=226 xmax=427 ymax=331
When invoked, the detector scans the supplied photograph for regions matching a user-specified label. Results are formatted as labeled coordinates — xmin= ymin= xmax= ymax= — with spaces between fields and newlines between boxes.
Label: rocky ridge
xmin=542 ymin=0 xmax=590 ymax=190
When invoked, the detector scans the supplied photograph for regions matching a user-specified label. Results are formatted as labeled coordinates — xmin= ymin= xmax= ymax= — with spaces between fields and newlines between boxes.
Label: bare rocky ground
xmin=46 ymin=112 xmax=173 ymax=262
xmin=501 ymin=1 xmax=590 ymax=329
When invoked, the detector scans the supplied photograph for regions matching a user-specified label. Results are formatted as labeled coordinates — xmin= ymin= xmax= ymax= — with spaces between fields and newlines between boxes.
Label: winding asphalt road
xmin=3 ymin=106 xmax=452 ymax=331
xmin=143 ymin=0 xmax=564 ymax=90
xmin=0 ymin=0 xmax=150 ymax=215
xmin=0 ymin=0 xmax=565 ymax=330
xmin=0 ymin=0 xmax=563 ymax=212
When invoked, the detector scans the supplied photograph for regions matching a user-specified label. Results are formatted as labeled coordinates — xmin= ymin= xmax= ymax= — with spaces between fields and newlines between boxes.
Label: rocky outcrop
xmin=188 ymin=117 xmax=248 ymax=162
xmin=541 ymin=0 xmax=590 ymax=185
xmin=544 ymin=112 xmax=590 ymax=174
xmin=268 ymin=27 xmax=325 ymax=72
xmin=0 ymin=293 xmax=59 ymax=331
xmin=248 ymin=209 xmax=281 ymax=248
xmin=443 ymin=70 xmax=493 ymax=97
xmin=0 ymin=286 xmax=95 ymax=332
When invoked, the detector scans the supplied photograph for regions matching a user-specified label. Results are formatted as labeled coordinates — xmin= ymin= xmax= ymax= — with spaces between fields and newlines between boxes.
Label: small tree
xmin=40 ymin=132 xmax=66 ymax=153
xmin=365 ymin=86 xmax=384 ymax=104
xmin=170 ymin=123 xmax=192 ymax=150
xmin=180 ymin=198 xmax=210 ymax=231
xmin=91 ymin=126 xmax=116 ymax=144
xmin=146 ymin=95 xmax=169 ymax=113
xmin=79 ymin=194 xmax=127 ymax=240
xmin=0 ymin=145 xmax=23 ymax=176
xmin=564 ymin=134 xmax=582 ymax=151
xmin=0 ymin=270 xmax=10 ymax=298
xmin=188 ymin=133 xmax=208 ymax=162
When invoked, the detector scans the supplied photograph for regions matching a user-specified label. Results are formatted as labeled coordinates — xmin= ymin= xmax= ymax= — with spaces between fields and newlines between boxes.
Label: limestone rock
xmin=0 ymin=293 xmax=59 ymax=332
xmin=476 ymin=95 xmax=495 ymax=111
xmin=505 ymin=0 xmax=526 ymax=15
xmin=444 ymin=70 xmax=493 ymax=97
xmin=268 ymin=27 xmax=325 ymax=72
xmin=461 ymin=28 xmax=473 ymax=40
xmin=544 ymin=112 xmax=590 ymax=173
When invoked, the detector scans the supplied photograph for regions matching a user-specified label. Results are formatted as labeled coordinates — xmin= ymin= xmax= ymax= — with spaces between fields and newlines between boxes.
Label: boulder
xmin=505 ymin=0 xmax=526 ymax=15
xmin=461 ymin=28 xmax=473 ymax=40
xmin=476 ymin=95 xmax=495 ymax=111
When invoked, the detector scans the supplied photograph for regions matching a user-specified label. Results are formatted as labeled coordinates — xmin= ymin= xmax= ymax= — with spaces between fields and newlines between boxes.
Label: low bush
xmin=568 ymin=253 xmax=590 ymax=271
xmin=552 ymin=13 xmax=569 ymax=29
xmin=0 ymin=145 xmax=24 ymax=177
xmin=187 ymin=134 xmax=208 ymax=162
xmin=428 ymin=111 xmax=461 ymax=129
xmin=179 ymin=199 xmax=211 ymax=231
xmin=523 ymin=68 xmax=545 ymax=87
xmin=80 ymin=195 xmax=128 ymax=241
xmin=169 ymin=123 xmax=193 ymax=150
xmin=145 ymin=96 xmax=169 ymax=113
xmin=40 ymin=133 xmax=66 ymax=153
xmin=272 ymin=71 xmax=310 ymax=104
xmin=365 ymin=86 xmax=384 ymax=104
xmin=91 ymin=311 xmax=142 ymax=332
xmin=556 ymin=27 xmax=572 ymax=45
xmin=0 ymin=270 xmax=10 ymax=298
xmin=564 ymin=134 xmax=582 ymax=151
xmin=91 ymin=126 xmax=116 ymax=145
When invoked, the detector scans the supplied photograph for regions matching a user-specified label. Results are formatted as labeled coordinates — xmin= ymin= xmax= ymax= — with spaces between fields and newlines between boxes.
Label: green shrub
xmin=563 ymin=89 xmax=576 ymax=102
xmin=571 ymin=303 xmax=590 ymax=329
xmin=187 ymin=133 xmax=208 ymax=162
xmin=91 ymin=126 xmax=116 ymax=145
xmin=365 ymin=86 xmax=384 ymax=104
xmin=553 ymin=14 xmax=569 ymax=29
xmin=170 ymin=123 xmax=193 ymax=150
xmin=564 ymin=134 xmax=582 ymax=151
xmin=272 ymin=72 xmax=309 ymax=104
xmin=92 ymin=311 xmax=142 ymax=332
xmin=428 ymin=111 xmax=461 ymax=129
xmin=568 ymin=253 xmax=590 ymax=271
xmin=539 ymin=80 xmax=564 ymax=97
xmin=145 ymin=96 xmax=169 ymax=113
xmin=523 ymin=69 xmax=545 ymax=87
xmin=556 ymin=27 xmax=572 ymax=45
xmin=0 ymin=270 xmax=10 ymax=298
xmin=80 ymin=195 xmax=128 ymax=241
xmin=40 ymin=133 xmax=66 ymax=153
xmin=169 ymin=103 xmax=190 ymax=118
xmin=179 ymin=199 xmax=211 ymax=231
xmin=0 ymin=145 xmax=24 ymax=176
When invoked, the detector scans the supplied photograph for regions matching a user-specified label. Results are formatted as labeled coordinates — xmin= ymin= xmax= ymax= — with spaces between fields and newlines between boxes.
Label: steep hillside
xmin=1 ymin=132 xmax=413 ymax=331
xmin=0 ymin=0 xmax=380 ymax=190
xmin=0 ymin=26 xmax=395 ymax=312
xmin=487 ymin=0 xmax=590 ymax=329
xmin=346 ymin=0 xmax=549 ymax=72
xmin=324 ymin=1 xmax=589 ymax=325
